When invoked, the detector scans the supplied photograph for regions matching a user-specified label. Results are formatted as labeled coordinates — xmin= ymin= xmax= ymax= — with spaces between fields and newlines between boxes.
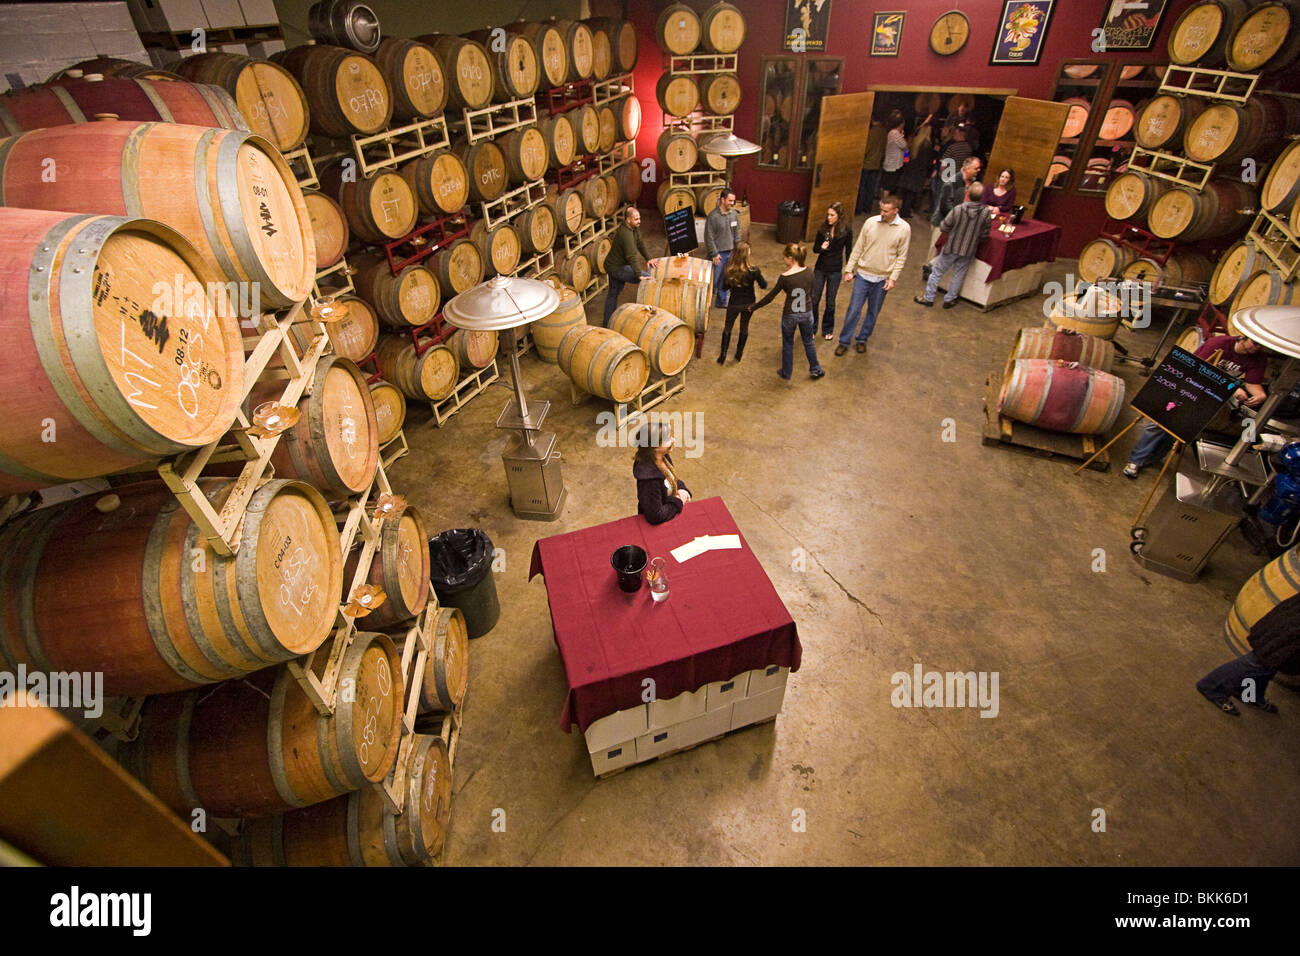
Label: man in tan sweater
xmin=835 ymin=195 xmax=911 ymax=354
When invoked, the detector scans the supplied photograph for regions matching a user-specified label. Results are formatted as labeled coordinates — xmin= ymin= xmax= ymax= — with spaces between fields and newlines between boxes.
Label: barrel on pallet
xmin=700 ymin=73 xmax=742 ymax=115
xmin=589 ymin=233 xmax=614 ymax=275
xmin=591 ymin=17 xmax=637 ymax=72
xmin=273 ymin=44 xmax=392 ymax=137
xmin=616 ymin=93 xmax=641 ymax=141
xmin=1208 ymin=240 xmax=1260 ymax=306
xmin=548 ymin=184 xmax=586 ymax=235
xmin=1261 ymin=139 xmax=1300 ymax=215
xmin=613 ymin=161 xmax=642 ymax=205
xmin=596 ymin=104 xmax=617 ymax=153
xmin=1167 ymin=0 xmax=1251 ymax=66
xmin=1146 ymin=180 xmax=1255 ymax=242
xmin=531 ymin=282 xmax=586 ymax=363
xmin=1134 ymin=94 xmax=1205 ymax=152
xmin=1183 ymin=95 xmax=1300 ymax=166
xmin=376 ymin=337 xmax=459 ymax=401
xmin=607 ymin=304 xmax=694 ymax=376
xmin=1225 ymin=1 xmax=1300 ymax=73
xmin=518 ymin=203 xmax=557 ymax=254
xmin=0 ymin=76 xmax=248 ymax=138
xmin=451 ymin=140 xmax=509 ymax=203
xmin=1076 ymin=238 xmax=1136 ymax=285
xmin=1046 ymin=289 xmax=1125 ymax=340
xmin=1009 ymin=328 xmax=1115 ymax=373
xmin=174 ymin=52 xmax=310 ymax=151
xmin=657 ymin=3 xmax=701 ymax=54
xmin=369 ymin=380 xmax=406 ymax=445
xmin=430 ymin=238 xmax=485 ymax=297
xmin=125 ymin=631 xmax=402 ymax=817
xmin=519 ymin=22 xmax=568 ymax=89
xmin=659 ymin=129 xmax=698 ymax=173
xmin=0 ymin=210 xmax=243 ymax=494
xmin=344 ymin=505 xmax=430 ymax=628
xmin=320 ymin=165 xmax=419 ymax=243
xmin=0 ymin=478 xmax=342 ymax=694
xmin=568 ymin=104 xmax=597 ymax=155
xmin=374 ymin=37 xmax=447 ymax=121
xmin=304 ymin=189 xmax=350 ymax=269
xmin=419 ymin=607 xmax=469 ymax=714
xmin=1062 ymin=97 xmax=1090 ymax=139
xmin=399 ymin=150 xmax=470 ymax=217
xmin=581 ymin=175 xmax=609 ymax=219
xmin=557 ymin=326 xmax=650 ymax=402
xmin=1098 ymin=100 xmax=1136 ymax=141
xmin=701 ymin=2 xmax=746 ymax=53
xmin=539 ymin=113 xmax=576 ymax=168
xmin=657 ymin=73 xmax=699 ymax=118
xmin=697 ymin=131 xmax=730 ymax=171
xmin=420 ymin=35 xmax=494 ymax=110
xmin=587 ymin=19 xmax=613 ymax=80
xmin=354 ymin=255 xmax=441 ymax=327
xmin=465 ymin=27 xmax=539 ymax=102
xmin=552 ymin=19 xmax=594 ymax=82
xmin=638 ymin=271 xmax=712 ymax=334
xmin=448 ymin=329 xmax=499 ymax=370
xmin=1000 ymin=359 xmax=1126 ymax=435
xmin=0 ymin=120 xmax=316 ymax=308
xmin=657 ymin=183 xmax=696 ymax=216
xmin=1120 ymin=251 xmax=1213 ymax=288
xmin=471 ymin=219 xmax=522 ymax=278
xmin=327 ymin=296 xmax=381 ymax=361
xmin=557 ymin=250 xmax=592 ymax=291
xmin=696 ymin=185 xmax=723 ymax=217
xmin=1229 ymin=268 xmax=1299 ymax=317
xmin=499 ymin=125 xmax=548 ymax=184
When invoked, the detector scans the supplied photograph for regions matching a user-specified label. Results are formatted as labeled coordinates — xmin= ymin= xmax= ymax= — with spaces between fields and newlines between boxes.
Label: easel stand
xmin=1075 ymin=413 xmax=1183 ymax=530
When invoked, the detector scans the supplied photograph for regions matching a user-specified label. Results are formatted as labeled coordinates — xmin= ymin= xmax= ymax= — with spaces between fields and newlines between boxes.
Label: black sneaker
xmin=942 ymin=298 xmax=959 ymax=309
xmin=1199 ymin=689 xmax=1240 ymax=716
xmin=810 ymin=368 xmax=825 ymax=379
xmin=913 ymin=295 xmax=933 ymax=308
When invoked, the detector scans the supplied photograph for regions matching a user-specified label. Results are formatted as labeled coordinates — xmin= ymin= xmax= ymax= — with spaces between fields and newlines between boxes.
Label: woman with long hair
xmin=633 ymin=420 xmax=691 ymax=524
xmin=983 ymin=168 xmax=1017 ymax=211
xmin=810 ymin=202 xmax=851 ymax=339
xmin=718 ymin=241 xmax=767 ymax=364
xmin=752 ymin=242 xmax=825 ymax=381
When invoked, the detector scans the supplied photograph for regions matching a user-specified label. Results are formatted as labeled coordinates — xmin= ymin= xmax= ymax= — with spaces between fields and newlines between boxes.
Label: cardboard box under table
xmin=529 ymin=497 xmax=802 ymax=776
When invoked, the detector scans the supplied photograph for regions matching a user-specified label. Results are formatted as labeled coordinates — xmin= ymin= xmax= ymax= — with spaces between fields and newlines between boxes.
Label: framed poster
xmin=1098 ymin=0 xmax=1169 ymax=51
xmin=871 ymin=12 xmax=905 ymax=56
xmin=784 ymin=0 xmax=832 ymax=53
xmin=990 ymin=0 xmax=1055 ymax=65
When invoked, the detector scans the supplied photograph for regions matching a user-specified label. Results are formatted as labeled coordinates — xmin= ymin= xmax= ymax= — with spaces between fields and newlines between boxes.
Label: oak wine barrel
xmin=465 ymin=28 xmax=540 ymax=102
xmin=1047 ymin=155 xmax=1072 ymax=188
xmin=0 ymin=478 xmax=341 ymax=695
xmin=326 ymin=296 xmax=380 ymax=361
xmin=736 ymin=200 xmax=751 ymax=243
xmin=0 ymin=76 xmax=247 ymax=137
xmin=601 ymin=173 xmax=621 ymax=215
xmin=638 ymin=262 xmax=712 ymax=334
xmin=354 ymin=254 xmax=440 ymax=327
xmin=557 ymin=250 xmax=592 ymax=291
xmin=1226 ymin=0 xmax=1300 ymax=73
xmin=656 ymin=183 xmax=696 ymax=216
xmin=607 ymin=304 xmax=693 ymax=376
xmin=431 ymin=238 xmax=485 ymax=297
xmin=419 ymin=608 xmax=469 ymax=714
xmin=597 ymin=104 xmax=617 ymax=153
xmin=375 ymin=337 xmax=459 ymax=400
xmin=557 ymin=326 xmax=650 ymax=402
xmin=1168 ymin=0 xmax=1251 ymax=66
xmin=590 ymin=234 xmax=614 ymax=274
xmin=999 ymin=359 xmax=1126 ymax=435
xmin=700 ymin=73 xmax=742 ymax=115
xmin=581 ymin=174 xmax=609 ymax=219
xmin=648 ymin=254 xmax=713 ymax=283
xmin=657 ymin=3 xmax=702 ymax=55
xmin=518 ymin=22 xmax=568 ymax=90
xmin=1261 ymin=139 xmax=1300 ymax=214
xmin=374 ymin=37 xmax=447 ymax=121
xmin=1225 ymin=545 xmax=1300 ymax=655
xmin=1062 ymin=97 xmax=1090 ymax=139
xmin=657 ymin=73 xmax=700 ymax=118
xmin=420 ymin=35 xmax=494 ymax=111
xmin=1229 ymin=268 xmax=1298 ymax=317
xmin=553 ymin=19 xmax=595 ymax=82
xmin=539 ymin=113 xmax=576 ymax=168
xmin=659 ymin=129 xmax=699 ymax=173
xmin=0 ymin=120 xmax=315 ymax=308
xmin=1209 ymin=240 xmax=1260 ymax=306
xmin=1077 ymin=238 xmax=1136 ymax=285
xmin=573 ymin=103 xmax=601 ymax=155
xmin=1134 ymin=94 xmax=1205 ymax=152
xmin=49 ymin=57 xmax=184 ymax=82
xmin=173 ymin=52 xmax=309 ymax=151
xmin=548 ymin=184 xmax=585 ymax=235
xmin=1098 ymin=100 xmax=1135 ymax=141
xmin=1104 ymin=171 xmax=1169 ymax=226
xmin=1063 ymin=65 xmax=1100 ymax=78
xmin=343 ymin=505 xmax=430 ymax=628
xmin=593 ymin=18 xmax=637 ymax=73
xmin=369 ymin=380 xmax=406 ymax=444
xmin=701 ymin=2 xmax=746 ymax=53
xmin=1046 ymin=289 xmax=1125 ymax=340
xmin=448 ymin=328 xmax=499 ymax=370
xmin=272 ymin=44 xmax=392 ymax=137
xmin=499 ymin=125 xmax=548 ymax=184
xmin=616 ymin=93 xmax=642 ymax=142
xmin=1177 ymin=326 xmax=1205 ymax=354
xmin=697 ymin=131 xmax=730 ymax=171
xmin=614 ymin=161 xmax=642 ymax=205
xmin=308 ymin=0 xmax=382 ymax=53
xmin=1183 ymin=94 xmax=1300 ymax=166
xmin=696 ymin=185 xmax=723 ymax=217
xmin=1120 ymin=251 xmax=1213 ymax=288
xmin=1010 ymin=327 xmax=1115 ymax=373
xmin=320 ymin=164 xmax=418 ymax=243
xmin=452 ymin=139 xmax=509 ymax=203
xmin=399 ymin=150 xmax=470 ymax=216
xmin=471 ymin=219 xmax=522 ymax=277
xmin=1147 ymin=180 xmax=1256 ymax=241
xmin=304 ymin=188 xmax=350 ymax=269
xmin=532 ymin=281 xmax=586 ymax=363
xmin=518 ymin=203 xmax=557 ymax=254
xmin=587 ymin=19 xmax=613 ymax=80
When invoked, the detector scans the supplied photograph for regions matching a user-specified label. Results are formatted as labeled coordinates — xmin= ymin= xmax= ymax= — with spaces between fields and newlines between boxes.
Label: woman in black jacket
xmin=633 ymin=421 xmax=691 ymax=524
xmin=810 ymin=202 xmax=851 ymax=339
xmin=718 ymin=242 xmax=765 ymax=364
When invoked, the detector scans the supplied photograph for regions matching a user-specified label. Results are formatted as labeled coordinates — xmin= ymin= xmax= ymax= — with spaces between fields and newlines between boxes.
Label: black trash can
xmin=429 ymin=529 xmax=500 ymax=639
xmin=776 ymin=200 xmax=806 ymax=244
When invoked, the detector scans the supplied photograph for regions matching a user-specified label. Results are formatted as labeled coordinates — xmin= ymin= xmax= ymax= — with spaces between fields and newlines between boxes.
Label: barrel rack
xmin=1248 ymin=209 xmax=1300 ymax=281
xmin=570 ymin=369 xmax=688 ymax=429
xmin=664 ymin=53 xmax=738 ymax=75
xmin=1158 ymin=65 xmax=1259 ymax=103
xmin=454 ymin=96 xmax=538 ymax=144
xmin=432 ymin=360 xmax=502 ymax=427
xmin=1125 ymin=146 xmax=1214 ymax=191
xmin=479 ymin=177 xmax=548 ymax=231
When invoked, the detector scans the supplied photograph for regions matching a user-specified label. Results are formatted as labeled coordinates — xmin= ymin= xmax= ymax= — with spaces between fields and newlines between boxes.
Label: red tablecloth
xmin=935 ymin=216 xmax=1060 ymax=282
xmin=529 ymin=497 xmax=802 ymax=734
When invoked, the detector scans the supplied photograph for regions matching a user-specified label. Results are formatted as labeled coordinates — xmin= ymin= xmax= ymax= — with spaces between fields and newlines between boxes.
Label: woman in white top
xmin=881 ymin=109 xmax=908 ymax=197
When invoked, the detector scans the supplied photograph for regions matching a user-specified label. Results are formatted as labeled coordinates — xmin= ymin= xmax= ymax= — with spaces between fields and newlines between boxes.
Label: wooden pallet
xmin=1248 ymin=209 xmax=1300 ymax=281
xmin=431 ymin=360 xmax=501 ymax=426
xmin=665 ymin=52 xmax=738 ymax=75
xmin=343 ymin=115 xmax=451 ymax=177
xmin=1158 ymin=65 xmax=1258 ymax=103
xmin=478 ymin=178 xmax=547 ymax=231
xmin=455 ymin=96 xmax=537 ymax=144
xmin=1125 ymin=146 xmax=1213 ymax=191
xmin=598 ymin=140 xmax=637 ymax=175
xmin=981 ymin=366 xmax=1110 ymax=471
xmin=380 ymin=429 xmax=409 ymax=468
xmin=591 ymin=73 xmax=634 ymax=105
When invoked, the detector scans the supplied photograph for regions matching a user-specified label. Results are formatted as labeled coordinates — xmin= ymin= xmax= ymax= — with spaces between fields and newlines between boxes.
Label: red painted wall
xmin=625 ymin=0 xmax=1203 ymax=257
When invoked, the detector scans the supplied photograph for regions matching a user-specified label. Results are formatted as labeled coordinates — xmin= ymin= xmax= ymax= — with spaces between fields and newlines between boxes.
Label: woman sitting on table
xmin=633 ymin=421 xmax=691 ymax=525
xmin=983 ymin=169 xmax=1017 ymax=212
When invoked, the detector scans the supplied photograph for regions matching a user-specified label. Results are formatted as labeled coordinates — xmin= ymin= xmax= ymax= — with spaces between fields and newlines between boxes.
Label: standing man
xmin=705 ymin=188 xmax=740 ymax=308
xmin=930 ymin=125 xmax=975 ymax=224
xmin=602 ymin=206 xmax=651 ymax=325
xmin=1197 ymin=591 xmax=1300 ymax=716
xmin=925 ymin=155 xmax=982 ymax=281
xmin=915 ymin=181 xmax=990 ymax=309
xmin=835 ymin=194 xmax=911 ymax=355
xmin=857 ymin=115 xmax=886 ymax=215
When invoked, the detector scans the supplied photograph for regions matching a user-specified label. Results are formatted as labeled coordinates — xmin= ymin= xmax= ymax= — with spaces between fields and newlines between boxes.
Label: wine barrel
xmin=1104 ymin=171 xmax=1167 ymax=226
xmin=696 ymin=185 xmax=723 ymax=217
xmin=465 ymin=28 xmax=539 ymax=102
xmin=1226 ymin=1 xmax=1300 ymax=73
xmin=1063 ymin=64 xmax=1100 ymax=78
xmin=452 ymin=139 xmax=508 ymax=203
xmin=548 ymin=185 xmax=585 ymax=235
xmin=399 ymin=150 xmax=469 ymax=216
xmin=607 ymin=304 xmax=694 ymax=376
xmin=532 ymin=282 xmax=586 ymax=363
xmin=1177 ymin=326 xmax=1205 ymax=354
xmin=657 ymin=3 xmax=702 ymax=54
xmin=1077 ymin=238 xmax=1136 ymax=284
xmin=553 ymin=19 xmax=594 ymax=81
xmin=374 ymin=37 xmax=447 ymax=121
xmin=616 ymin=93 xmax=642 ymax=142
xmin=701 ymin=2 xmax=746 ymax=53
xmin=173 ymin=53 xmax=309 ymax=151
xmin=656 ymin=183 xmax=697 ymax=216
xmin=697 ymin=131 xmax=730 ymax=171
xmin=638 ymin=272 xmax=712 ymax=334
xmin=590 ymin=234 xmax=614 ymax=274
xmin=735 ymin=200 xmax=751 ymax=243
xmin=1134 ymin=94 xmax=1205 ymax=152
xmin=1121 ymin=251 xmax=1214 ymax=288
xmin=419 ymin=608 xmax=469 ymax=714
xmin=1229 ymin=268 xmax=1299 ymax=317
xmin=0 ymin=76 xmax=248 ymax=138
xmin=321 ymin=165 xmax=418 ymax=243
xmin=519 ymin=22 xmax=569 ymax=90
xmin=273 ymin=44 xmax=392 ymax=137
xmin=0 ymin=210 xmax=243 ymax=494
xmin=648 ymin=254 xmax=714 ymax=284
xmin=614 ymin=161 xmax=642 ymax=205
xmin=0 ymin=478 xmax=341 ymax=695
xmin=126 ymin=630 xmax=401 ymax=817
xmin=431 ymin=238 xmax=485 ymax=297
xmin=1062 ymin=97 xmax=1090 ymax=139
xmin=1010 ymin=327 xmax=1115 ymax=373
xmin=557 ymin=250 xmax=592 ymax=291
xmin=1225 ymin=545 xmax=1300 ymax=655
xmin=375 ymin=337 xmax=459 ymax=400
xmin=657 ymin=74 xmax=700 ymax=118
xmin=308 ymin=0 xmax=382 ymax=53
xmin=593 ymin=18 xmax=638 ymax=73
xmin=1261 ymin=139 xmax=1300 ymax=214
xmin=420 ymin=36 xmax=494 ymax=111
xmin=581 ymin=175 xmax=609 ymax=219
xmin=1047 ymin=289 xmax=1125 ymax=339
xmin=557 ymin=326 xmax=650 ymax=402
xmin=539 ymin=113 xmax=576 ymax=168
xmin=1209 ymin=240 xmax=1260 ymax=306
xmin=343 ymin=505 xmax=430 ymax=628
xmin=49 ymin=57 xmax=184 ymax=82
xmin=369 ymin=380 xmax=406 ymax=445
xmin=587 ymin=19 xmax=612 ymax=80
xmin=1168 ymin=0 xmax=1251 ymax=66
xmin=354 ymin=255 xmax=440 ymax=327
xmin=601 ymin=173 xmax=621 ymax=215
xmin=999 ymin=360 xmax=1126 ymax=435
xmin=1183 ymin=95 xmax=1300 ymax=166
xmin=1147 ymin=181 xmax=1256 ymax=241
xmin=304 ymin=189 xmax=350 ymax=269
xmin=518 ymin=203 xmax=557 ymax=255
xmin=700 ymin=73 xmax=742 ymax=115
xmin=471 ymin=219 xmax=522 ymax=278
xmin=573 ymin=103 xmax=601 ymax=155
xmin=0 ymin=120 xmax=315 ymax=308
xmin=448 ymin=328 xmax=499 ymax=369
xmin=1047 ymin=155 xmax=1072 ymax=188
xmin=597 ymin=104 xmax=617 ymax=153
xmin=1099 ymin=100 xmax=1135 ymax=141
xmin=327 ymin=296 xmax=380 ymax=361
xmin=659 ymin=129 xmax=699 ymax=173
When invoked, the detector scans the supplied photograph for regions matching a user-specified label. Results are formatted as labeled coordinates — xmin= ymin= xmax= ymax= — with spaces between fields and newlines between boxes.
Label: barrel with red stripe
xmin=0 ymin=77 xmax=247 ymax=135
xmin=1009 ymin=328 xmax=1115 ymax=372
xmin=999 ymin=359 xmax=1126 ymax=434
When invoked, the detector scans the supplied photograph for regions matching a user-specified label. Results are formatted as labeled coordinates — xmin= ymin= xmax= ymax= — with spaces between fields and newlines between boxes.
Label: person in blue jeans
xmin=836 ymin=195 xmax=911 ymax=355
xmin=751 ymin=242 xmax=824 ymax=381
xmin=1196 ymin=590 xmax=1300 ymax=716
xmin=810 ymin=202 xmax=851 ymax=338
xmin=705 ymin=188 xmax=740 ymax=308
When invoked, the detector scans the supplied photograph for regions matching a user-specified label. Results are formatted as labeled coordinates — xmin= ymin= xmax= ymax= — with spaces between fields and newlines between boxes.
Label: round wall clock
xmin=930 ymin=11 xmax=971 ymax=56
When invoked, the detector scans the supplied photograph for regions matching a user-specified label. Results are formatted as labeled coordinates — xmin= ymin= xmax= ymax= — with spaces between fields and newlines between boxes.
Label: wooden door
xmin=805 ymin=91 xmax=874 ymax=240
xmin=984 ymin=96 xmax=1070 ymax=218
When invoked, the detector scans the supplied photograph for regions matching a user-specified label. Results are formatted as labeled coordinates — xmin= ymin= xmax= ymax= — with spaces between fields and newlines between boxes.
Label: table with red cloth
xmin=528 ymin=497 xmax=802 ymax=734
xmin=934 ymin=216 xmax=1061 ymax=282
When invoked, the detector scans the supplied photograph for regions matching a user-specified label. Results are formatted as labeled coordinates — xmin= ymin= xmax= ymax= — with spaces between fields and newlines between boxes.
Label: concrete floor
xmin=390 ymin=215 xmax=1300 ymax=866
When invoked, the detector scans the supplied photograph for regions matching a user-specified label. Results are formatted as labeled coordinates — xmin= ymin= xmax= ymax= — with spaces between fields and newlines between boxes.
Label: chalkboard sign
xmin=664 ymin=206 xmax=698 ymax=255
xmin=1130 ymin=346 xmax=1241 ymax=443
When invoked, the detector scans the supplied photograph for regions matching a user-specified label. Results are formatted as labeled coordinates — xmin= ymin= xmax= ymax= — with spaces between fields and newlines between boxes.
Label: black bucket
xmin=611 ymin=545 xmax=647 ymax=592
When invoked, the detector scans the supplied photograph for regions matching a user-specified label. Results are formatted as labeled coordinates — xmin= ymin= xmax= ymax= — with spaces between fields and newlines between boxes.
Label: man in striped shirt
xmin=915 ymin=181 xmax=991 ymax=309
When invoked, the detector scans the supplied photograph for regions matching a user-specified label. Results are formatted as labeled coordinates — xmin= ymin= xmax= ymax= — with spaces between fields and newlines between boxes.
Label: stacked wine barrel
xmin=654 ymin=2 xmax=745 ymax=219
xmin=997 ymin=320 xmax=1127 ymax=436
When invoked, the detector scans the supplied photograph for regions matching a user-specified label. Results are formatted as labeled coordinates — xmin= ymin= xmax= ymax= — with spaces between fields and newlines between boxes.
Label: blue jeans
xmin=810 ymin=269 xmax=841 ymax=335
xmin=857 ymin=168 xmax=881 ymax=214
xmin=603 ymin=264 xmax=640 ymax=325
xmin=1197 ymin=650 xmax=1275 ymax=705
xmin=711 ymin=250 xmax=732 ymax=307
xmin=780 ymin=311 xmax=821 ymax=378
xmin=839 ymin=275 xmax=888 ymax=345
xmin=1127 ymin=420 xmax=1174 ymax=468
xmin=923 ymin=250 xmax=974 ymax=304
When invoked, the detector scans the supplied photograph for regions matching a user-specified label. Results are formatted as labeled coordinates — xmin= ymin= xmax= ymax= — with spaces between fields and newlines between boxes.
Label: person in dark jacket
xmin=1196 ymin=592 xmax=1300 ymax=715
xmin=915 ymin=181 xmax=990 ymax=309
xmin=809 ymin=202 xmax=851 ymax=339
xmin=718 ymin=241 xmax=766 ymax=364
xmin=602 ymin=206 xmax=651 ymax=325
xmin=897 ymin=117 xmax=934 ymax=221
xmin=633 ymin=421 xmax=691 ymax=525
xmin=753 ymin=242 xmax=825 ymax=380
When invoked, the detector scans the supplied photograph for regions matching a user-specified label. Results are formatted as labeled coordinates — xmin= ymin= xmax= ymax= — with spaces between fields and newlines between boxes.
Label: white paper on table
xmin=707 ymin=534 xmax=741 ymax=550
xmin=670 ymin=536 xmax=709 ymax=562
